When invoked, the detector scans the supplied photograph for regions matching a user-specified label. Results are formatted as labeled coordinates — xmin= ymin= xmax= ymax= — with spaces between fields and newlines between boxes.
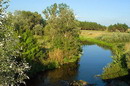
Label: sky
xmin=8 ymin=0 xmax=130 ymax=26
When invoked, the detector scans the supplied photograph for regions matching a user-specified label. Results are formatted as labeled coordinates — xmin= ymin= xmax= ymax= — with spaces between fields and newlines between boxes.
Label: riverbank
xmin=25 ymin=44 xmax=112 ymax=86
xmin=33 ymin=30 xmax=130 ymax=80
xmin=79 ymin=30 xmax=130 ymax=80
xmin=80 ymin=36 xmax=114 ymax=48
xmin=80 ymin=30 xmax=130 ymax=43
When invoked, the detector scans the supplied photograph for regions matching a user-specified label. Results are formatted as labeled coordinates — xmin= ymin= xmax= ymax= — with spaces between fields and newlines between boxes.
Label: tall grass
xmin=97 ymin=33 xmax=130 ymax=43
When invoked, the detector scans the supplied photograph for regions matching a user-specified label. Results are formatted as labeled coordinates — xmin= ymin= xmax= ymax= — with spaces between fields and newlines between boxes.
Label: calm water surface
xmin=77 ymin=45 xmax=112 ymax=86
xmin=26 ymin=45 xmax=112 ymax=86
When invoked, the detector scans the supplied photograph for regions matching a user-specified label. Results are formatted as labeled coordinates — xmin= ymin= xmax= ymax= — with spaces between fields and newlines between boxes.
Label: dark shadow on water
xmin=103 ymin=74 xmax=130 ymax=86
xmin=24 ymin=62 xmax=79 ymax=86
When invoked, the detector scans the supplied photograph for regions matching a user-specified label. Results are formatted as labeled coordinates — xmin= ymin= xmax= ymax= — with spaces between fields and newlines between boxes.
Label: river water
xmin=77 ymin=45 xmax=112 ymax=86
xmin=26 ymin=45 xmax=112 ymax=86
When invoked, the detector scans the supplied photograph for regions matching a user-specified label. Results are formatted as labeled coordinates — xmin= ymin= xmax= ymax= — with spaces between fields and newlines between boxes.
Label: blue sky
xmin=8 ymin=0 xmax=130 ymax=26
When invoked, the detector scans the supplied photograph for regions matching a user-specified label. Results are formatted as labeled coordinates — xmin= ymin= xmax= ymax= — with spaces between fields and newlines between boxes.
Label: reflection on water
xmin=26 ymin=63 xmax=78 ymax=86
xmin=26 ymin=45 xmax=113 ymax=86
xmin=76 ymin=45 xmax=112 ymax=86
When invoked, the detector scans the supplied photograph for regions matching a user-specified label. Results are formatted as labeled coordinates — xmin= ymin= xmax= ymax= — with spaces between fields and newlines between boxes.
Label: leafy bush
xmin=19 ymin=30 xmax=45 ymax=61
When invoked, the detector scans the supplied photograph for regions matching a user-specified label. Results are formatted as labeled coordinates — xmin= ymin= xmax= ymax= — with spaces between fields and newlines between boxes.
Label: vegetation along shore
xmin=0 ymin=0 xmax=130 ymax=86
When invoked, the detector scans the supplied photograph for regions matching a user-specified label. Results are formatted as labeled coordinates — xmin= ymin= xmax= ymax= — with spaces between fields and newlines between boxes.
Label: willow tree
xmin=0 ymin=0 xmax=30 ymax=85
xmin=43 ymin=3 xmax=80 ymax=66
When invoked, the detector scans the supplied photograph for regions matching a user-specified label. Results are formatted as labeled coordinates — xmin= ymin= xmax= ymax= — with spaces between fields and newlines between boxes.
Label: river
xmin=26 ymin=44 xmax=112 ymax=86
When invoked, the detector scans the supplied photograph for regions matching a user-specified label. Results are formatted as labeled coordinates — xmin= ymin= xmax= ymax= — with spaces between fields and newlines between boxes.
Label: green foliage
xmin=46 ymin=61 xmax=59 ymax=69
xmin=42 ymin=3 xmax=81 ymax=66
xmin=126 ymin=51 xmax=130 ymax=69
xmin=19 ymin=30 xmax=45 ymax=61
xmin=0 ymin=26 xmax=30 ymax=85
xmin=97 ymin=32 xmax=130 ymax=43
xmin=79 ymin=21 xmax=106 ymax=31
xmin=6 ymin=11 xmax=46 ymax=61
xmin=33 ymin=24 xmax=44 ymax=35
xmin=102 ymin=46 xmax=128 ymax=79
xmin=6 ymin=11 xmax=45 ymax=35
xmin=108 ymin=23 xmax=128 ymax=32
xmin=4 ymin=10 xmax=46 ymax=77
xmin=0 ymin=1 xmax=30 ymax=85
xmin=17 ymin=30 xmax=46 ymax=76
xmin=0 ymin=0 xmax=9 ymax=20
xmin=102 ymin=62 xmax=128 ymax=79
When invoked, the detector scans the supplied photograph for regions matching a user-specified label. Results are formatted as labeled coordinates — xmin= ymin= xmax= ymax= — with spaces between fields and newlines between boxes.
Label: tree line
xmin=108 ymin=23 xmax=128 ymax=32
xmin=79 ymin=21 xmax=129 ymax=32
xmin=79 ymin=21 xmax=106 ymax=31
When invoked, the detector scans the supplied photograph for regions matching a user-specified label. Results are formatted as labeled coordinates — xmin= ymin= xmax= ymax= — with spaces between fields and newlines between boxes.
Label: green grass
xmin=97 ymin=32 xmax=130 ymax=43
xmin=80 ymin=30 xmax=130 ymax=52
xmin=79 ymin=36 xmax=114 ymax=48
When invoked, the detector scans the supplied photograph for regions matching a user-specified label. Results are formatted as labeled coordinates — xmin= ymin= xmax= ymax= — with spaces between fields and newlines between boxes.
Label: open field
xmin=80 ymin=30 xmax=109 ymax=38
xmin=80 ymin=30 xmax=130 ymax=52
xmin=80 ymin=30 xmax=129 ymax=39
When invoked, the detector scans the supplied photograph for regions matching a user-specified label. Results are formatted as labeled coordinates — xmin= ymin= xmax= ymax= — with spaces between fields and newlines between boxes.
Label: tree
xmin=33 ymin=24 xmax=44 ymax=35
xmin=42 ymin=3 xmax=81 ymax=66
xmin=6 ymin=11 xmax=45 ymax=61
xmin=108 ymin=23 xmax=128 ymax=32
xmin=19 ymin=30 xmax=45 ymax=61
xmin=0 ymin=0 xmax=30 ymax=85
xmin=6 ymin=11 xmax=46 ymax=75
xmin=6 ymin=11 xmax=45 ymax=35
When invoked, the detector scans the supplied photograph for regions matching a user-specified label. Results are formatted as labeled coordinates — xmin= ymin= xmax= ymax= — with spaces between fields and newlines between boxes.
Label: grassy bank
xmin=80 ymin=30 xmax=130 ymax=80
xmin=80 ymin=30 xmax=130 ymax=48
xmin=80 ymin=36 xmax=114 ymax=48
xmin=80 ymin=30 xmax=130 ymax=57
